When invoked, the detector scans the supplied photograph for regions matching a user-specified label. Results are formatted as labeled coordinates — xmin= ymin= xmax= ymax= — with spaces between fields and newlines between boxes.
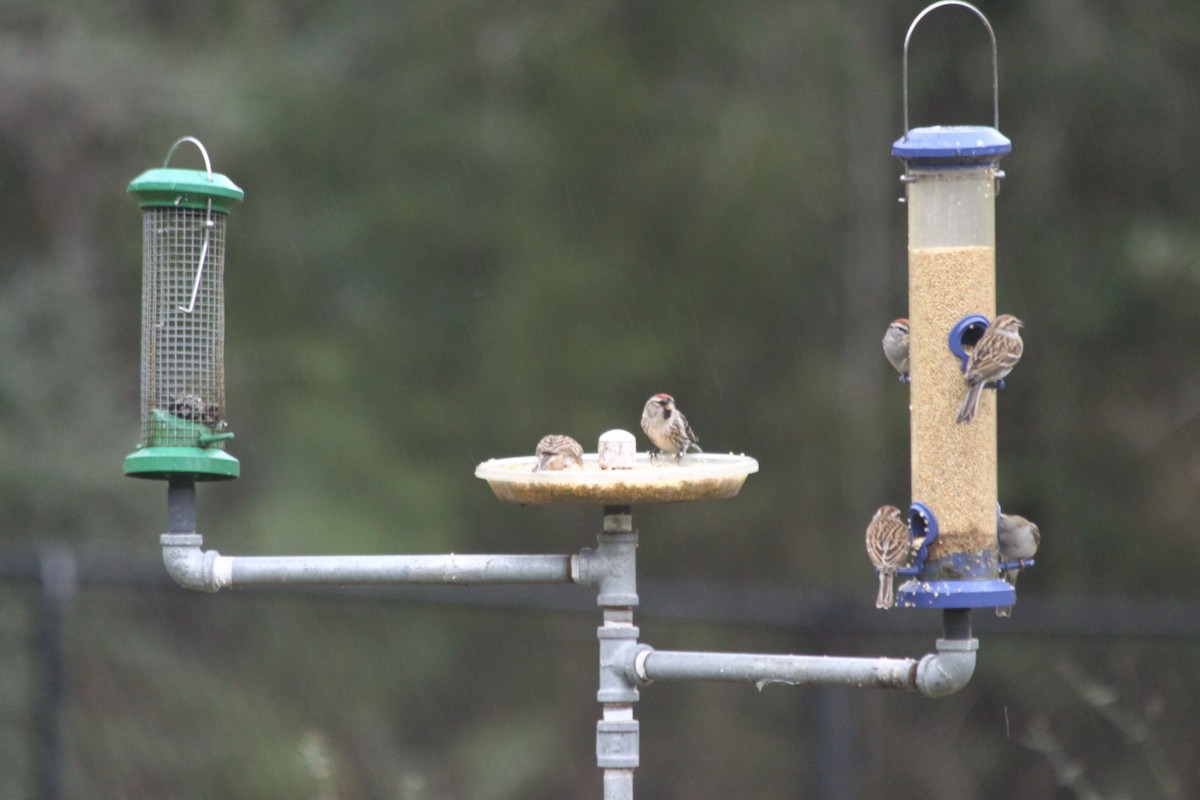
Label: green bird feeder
xmin=124 ymin=137 xmax=243 ymax=481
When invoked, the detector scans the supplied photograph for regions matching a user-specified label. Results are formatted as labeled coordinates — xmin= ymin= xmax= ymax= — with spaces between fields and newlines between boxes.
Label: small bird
xmin=532 ymin=435 xmax=585 ymax=472
xmin=165 ymin=393 xmax=223 ymax=427
xmin=640 ymin=393 xmax=701 ymax=461
xmin=882 ymin=318 xmax=910 ymax=381
xmin=956 ymin=314 xmax=1024 ymax=424
xmin=996 ymin=512 xmax=1040 ymax=618
xmin=865 ymin=505 xmax=912 ymax=610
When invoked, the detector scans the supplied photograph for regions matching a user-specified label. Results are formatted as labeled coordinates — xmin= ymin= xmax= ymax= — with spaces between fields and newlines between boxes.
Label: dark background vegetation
xmin=2 ymin=0 xmax=1200 ymax=797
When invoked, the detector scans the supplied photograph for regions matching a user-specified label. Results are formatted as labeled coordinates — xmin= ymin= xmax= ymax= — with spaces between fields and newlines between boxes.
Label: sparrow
xmin=882 ymin=318 xmax=910 ymax=381
xmin=865 ymin=505 xmax=912 ymax=609
xmin=532 ymin=435 xmax=585 ymax=472
xmin=165 ymin=393 xmax=222 ymax=427
xmin=996 ymin=512 xmax=1040 ymax=617
xmin=640 ymin=393 xmax=701 ymax=461
xmin=956 ymin=314 xmax=1024 ymax=423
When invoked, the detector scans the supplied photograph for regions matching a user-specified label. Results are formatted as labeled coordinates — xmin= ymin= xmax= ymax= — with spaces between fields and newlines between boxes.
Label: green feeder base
xmin=124 ymin=446 xmax=240 ymax=481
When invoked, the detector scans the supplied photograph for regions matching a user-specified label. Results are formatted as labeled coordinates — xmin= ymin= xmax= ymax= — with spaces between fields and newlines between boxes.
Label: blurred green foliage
xmin=3 ymin=0 xmax=1200 ymax=797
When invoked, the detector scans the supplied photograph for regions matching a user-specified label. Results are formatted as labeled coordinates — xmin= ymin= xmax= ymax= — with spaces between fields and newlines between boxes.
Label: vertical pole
xmin=812 ymin=687 xmax=856 ymax=800
xmin=594 ymin=505 xmax=640 ymax=800
xmin=168 ymin=478 xmax=197 ymax=534
xmin=942 ymin=607 xmax=973 ymax=641
xmin=35 ymin=545 xmax=76 ymax=800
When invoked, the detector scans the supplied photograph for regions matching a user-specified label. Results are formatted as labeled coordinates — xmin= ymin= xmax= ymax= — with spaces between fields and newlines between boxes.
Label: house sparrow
xmin=996 ymin=512 xmax=1040 ymax=617
xmin=882 ymin=318 xmax=910 ymax=381
xmin=865 ymin=505 xmax=912 ymax=609
xmin=532 ymin=435 xmax=584 ymax=471
xmin=956 ymin=314 xmax=1024 ymax=423
xmin=640 ymin=393 xmax=701 ymax=461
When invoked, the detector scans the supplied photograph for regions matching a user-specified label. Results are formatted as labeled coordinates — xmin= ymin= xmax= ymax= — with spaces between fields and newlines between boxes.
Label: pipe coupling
xmin=161 ymin=533 xmax=223 ymax=593
xmin=915 ymin=637 xmax=978 ymax=698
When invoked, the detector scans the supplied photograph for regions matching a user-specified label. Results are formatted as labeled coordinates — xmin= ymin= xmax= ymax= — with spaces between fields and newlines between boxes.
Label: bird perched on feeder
xmin=166 ymin=393 xmax=223 ymax=428
xmin=955 ymin=314 xmax=1024 ymax=424
xmin=865 ymin=505 xmax=911 ymax=610
xmin=532 ymin=435 xmax=585 ymax=472
xmin=882 ymin=318 xmax=910 ymax=381
xmin=640 ymin=393 xmax=701 ymax=461
xmin=996 ymin=512 xmax=1040 ymax=618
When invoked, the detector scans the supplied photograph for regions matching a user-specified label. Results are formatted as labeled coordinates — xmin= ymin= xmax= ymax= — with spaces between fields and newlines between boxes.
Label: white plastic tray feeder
xmin=476 ymin=450 xmax=759 ymax=506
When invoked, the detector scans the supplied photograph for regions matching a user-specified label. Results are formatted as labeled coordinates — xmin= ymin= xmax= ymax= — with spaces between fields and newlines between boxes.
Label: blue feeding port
xmin=897 ymin=502 xmax=938 ymax=577
xmin=894 ymin=501 xmax=1018 ymax=609
xmin=947 ymin=314 xmax=1008 ymax=389
xmin=948 ymin=314 xmax=990 ymax=373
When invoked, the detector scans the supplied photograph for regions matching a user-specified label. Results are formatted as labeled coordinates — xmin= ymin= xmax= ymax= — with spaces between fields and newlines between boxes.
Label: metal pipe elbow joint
xmin=915 ymin=636 xmax=978 ymax=698
xmin=161 ymin=533 xmax=223 ymax=593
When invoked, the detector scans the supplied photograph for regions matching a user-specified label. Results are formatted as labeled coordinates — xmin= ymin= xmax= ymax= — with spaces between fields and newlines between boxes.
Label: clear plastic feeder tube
xmin=902 ymin=153 xmax=1004 ymax=573
xmin=892 ymin=1 xmax=1014 ymax=606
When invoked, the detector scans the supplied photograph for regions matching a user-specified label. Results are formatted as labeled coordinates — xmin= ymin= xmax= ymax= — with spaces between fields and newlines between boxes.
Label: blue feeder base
xmin=895 ymin=579 xmax=1015 ymax=609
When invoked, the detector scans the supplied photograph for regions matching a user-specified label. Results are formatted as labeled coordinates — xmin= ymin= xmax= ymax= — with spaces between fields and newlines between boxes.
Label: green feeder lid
xmin=128 ymin=167 xmax=244 ymax=213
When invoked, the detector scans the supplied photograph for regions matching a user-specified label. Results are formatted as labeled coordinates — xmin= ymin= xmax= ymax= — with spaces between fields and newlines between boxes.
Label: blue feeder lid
xmin=892 ymin=125 xmax=1011 ymax=166
xmin=128 ymin=168 xmax=244 ymax=213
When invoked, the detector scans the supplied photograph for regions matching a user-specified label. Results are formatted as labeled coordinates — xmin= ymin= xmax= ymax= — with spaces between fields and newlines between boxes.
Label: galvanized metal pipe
xmin=632 ymin=650 xmax=921 ymax=691
xmin=631 ymin=625 xmax=978 ymax=699
xmin=160 ymin=534 xmax=574 ymax=591
xmin=167 ymin=479 xmax=196 ymax=534
xmin=593 ymin=506 xmax=641 ymax=800
xmin=220 ymin=553 xmax=573 ymax=588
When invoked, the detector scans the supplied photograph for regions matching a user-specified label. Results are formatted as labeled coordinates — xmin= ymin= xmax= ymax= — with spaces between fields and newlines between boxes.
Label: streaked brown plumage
xmin=956 ymin=314 xmax=1024 ymax=423
xmin=640 ymin=393 xmax=701 ymax=461
xmin=865 ymin=505 xmax=911 ymax=609
xmin=532 ymin=434 xmax=584 ymax=472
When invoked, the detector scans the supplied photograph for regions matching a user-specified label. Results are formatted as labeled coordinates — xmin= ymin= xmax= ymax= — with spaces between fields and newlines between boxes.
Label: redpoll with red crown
xmin=640 ymin=393 xmax=701 ymax=461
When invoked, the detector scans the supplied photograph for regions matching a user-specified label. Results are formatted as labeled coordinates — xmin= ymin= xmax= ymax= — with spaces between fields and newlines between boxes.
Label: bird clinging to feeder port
xmin=865 ymin=505 xmax=912 ymax=609
xmin=996 ymin=512 xmax=1040 ymax=617
xmin=955 ymin=314 xmax=1024 ymax=424
xmin=882 ymin=318 xmax=911 ymax=381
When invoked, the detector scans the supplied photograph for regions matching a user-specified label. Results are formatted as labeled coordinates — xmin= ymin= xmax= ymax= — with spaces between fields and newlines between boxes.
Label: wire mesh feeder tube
xmin=892 ymin=2 xmax=1014 ymax=608
xmin=124 ymin=138 xmax=243 ymax=481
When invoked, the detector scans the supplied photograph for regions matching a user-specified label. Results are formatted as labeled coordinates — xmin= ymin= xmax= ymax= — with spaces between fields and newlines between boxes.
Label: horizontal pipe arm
xmin=633 ymin=650 xmax=919 ymax=691
xmin=631 ymin=638 xmax=977 ymax=698
xmin=224 ymin=554 xmax=574 ymax=587
xmin=162 ymin=534 xmax=575 ymax=592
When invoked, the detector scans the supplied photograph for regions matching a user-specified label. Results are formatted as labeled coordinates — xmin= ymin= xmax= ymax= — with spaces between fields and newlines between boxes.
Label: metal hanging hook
xmin=164 ymin=137 xmax=216 ymax=314
xmin=164 ymin=136 xmax=214 ymax=181
xmin=901 ymin=0 xmax=1000 ymax=139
